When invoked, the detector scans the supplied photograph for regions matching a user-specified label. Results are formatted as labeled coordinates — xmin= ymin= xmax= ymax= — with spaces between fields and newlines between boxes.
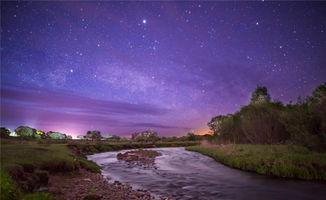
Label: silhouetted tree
xmin=0 ymin=127 xmax=11 ymax=138
xmin=131 ymin=130 xmax=159 ymax=142
xmin=86 ymin=130 xmax=102 ymax=140
xmin=208 ymin=115 xmax=230 ymax=135
xmin=250 ymin=86 xmax=271 ymax=104
xmin=187 ymin=132 xmax=197 ymax=141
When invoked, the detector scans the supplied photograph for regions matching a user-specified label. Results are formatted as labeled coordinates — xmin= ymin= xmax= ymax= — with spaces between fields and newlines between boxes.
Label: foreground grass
xmin=186 ymin=144 xmax=326 ymax=181
xmin=0 ymin=143 xmax=100 ymax=200
xmin=1 ymin=144 xmax=100 ymax=173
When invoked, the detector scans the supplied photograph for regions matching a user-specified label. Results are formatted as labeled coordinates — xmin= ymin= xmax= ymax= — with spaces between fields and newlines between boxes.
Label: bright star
xmin=142 ymin=19 xmax=147 ymax=24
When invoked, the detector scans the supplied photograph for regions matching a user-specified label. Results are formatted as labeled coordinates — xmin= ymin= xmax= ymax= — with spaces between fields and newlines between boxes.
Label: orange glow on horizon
xmin=196 ymin=128 xmax=213 ymax=136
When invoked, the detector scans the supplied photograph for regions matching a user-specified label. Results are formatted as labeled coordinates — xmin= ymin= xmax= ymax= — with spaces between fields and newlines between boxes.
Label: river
xmin=88 ymin=147 xmax=326 ymax=200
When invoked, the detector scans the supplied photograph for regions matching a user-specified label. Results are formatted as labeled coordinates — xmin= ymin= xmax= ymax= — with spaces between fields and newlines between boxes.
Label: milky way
xmin=1 ymin=1 xmax=325 ymax=137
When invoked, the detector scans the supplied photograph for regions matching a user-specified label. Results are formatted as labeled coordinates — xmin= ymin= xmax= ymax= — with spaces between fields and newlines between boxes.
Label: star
xmin=1 ymin=1 xmax=325 ymax=138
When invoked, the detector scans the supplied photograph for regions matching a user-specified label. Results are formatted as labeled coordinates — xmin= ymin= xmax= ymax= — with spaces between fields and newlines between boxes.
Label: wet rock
xmin=117 ymin=149 xmax=162 ymax=168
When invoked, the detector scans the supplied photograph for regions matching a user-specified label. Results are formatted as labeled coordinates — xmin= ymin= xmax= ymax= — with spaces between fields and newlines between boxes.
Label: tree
xmin=208 ymin=115 xmax=230 ymax=135
xmin=86 ymin=130 xmax=102 ymax=140
xmin=310 ymin=82 xmax=326 ymax=104
xmin=240 ymin=104 xmax=287 ymax=144
xmin=0 ymin=127 xmax=11 ymax=138
xmin=131 ymin=130 xmax=159 ymax=142
xmin=15 ymin=126 xmax=37 ymax=138
xmin=309 ymin=82 xmax=326 ymax=139
xmin=250 ymin=86 xmax=271 ymax=104
xmin=35 ymin=130 xmax=47 ymax=139
xmin=47 ymin=131 xmax=69 ymax=139
xmin=187 ymin=132 xmax=198 ymax=141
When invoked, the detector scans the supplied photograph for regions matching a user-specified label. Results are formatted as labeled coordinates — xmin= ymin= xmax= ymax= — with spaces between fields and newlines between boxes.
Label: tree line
xmin=0 ymin=126 xmax=207 ymax=142
xmin=207 ymin=83 xmax=326 ymax=152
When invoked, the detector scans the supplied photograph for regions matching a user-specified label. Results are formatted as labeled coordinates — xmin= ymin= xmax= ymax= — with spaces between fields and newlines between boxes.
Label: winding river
xmin=88 ymin=147 xmax=326 ymax=200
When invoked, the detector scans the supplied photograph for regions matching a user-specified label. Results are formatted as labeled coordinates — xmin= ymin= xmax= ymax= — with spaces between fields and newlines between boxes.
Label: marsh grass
xmin=186 ymin=144 xmax=326 ymax=180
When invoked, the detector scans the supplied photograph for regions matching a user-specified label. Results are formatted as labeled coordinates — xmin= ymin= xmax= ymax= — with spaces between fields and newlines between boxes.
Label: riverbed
xmin=88 ymin=147 xmax=326 ymax=200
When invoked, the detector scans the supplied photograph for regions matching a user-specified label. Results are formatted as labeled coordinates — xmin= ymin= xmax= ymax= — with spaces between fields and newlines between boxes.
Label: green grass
xmin=0 ymin=169 xmax=21 ymax=200
xmin=0 ymin=143 xmax=101 ymax=200
xmin=1 ymin=143 xmax=100 ymax=174
xmin=0 ymin=169 xmax=54 ymax=200
xmin=186 ymin=144 xmax=326 ymax=180
xmin=21 ymin=193 xmax=53 ymax=200
xmin=67 ymin=141 xmax=199 ymax=156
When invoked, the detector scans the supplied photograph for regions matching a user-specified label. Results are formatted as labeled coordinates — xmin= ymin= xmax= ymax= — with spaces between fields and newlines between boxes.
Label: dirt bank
xmin=48 ymin=169 xmax=172 ymax=200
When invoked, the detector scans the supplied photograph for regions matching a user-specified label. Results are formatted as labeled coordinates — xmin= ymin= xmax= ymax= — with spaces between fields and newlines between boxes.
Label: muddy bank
xmin=48 ymin=169 xmax=171 ymax=200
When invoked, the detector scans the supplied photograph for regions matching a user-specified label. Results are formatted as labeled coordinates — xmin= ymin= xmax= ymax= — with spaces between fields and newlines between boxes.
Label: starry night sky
xmin=1 ymin=1 xmax=325 ymax=137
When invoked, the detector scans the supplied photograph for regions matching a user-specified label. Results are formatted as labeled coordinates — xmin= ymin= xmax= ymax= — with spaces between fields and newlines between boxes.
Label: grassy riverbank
xmin=0 ymin=143 xmax=100 ymax=199
xmin=0 ymin=140 xmax=198 ymax=199
xmin=67 ymin=140 xmax=198 ymax=156
xmin=186 ymin=144 xmax=326 ymax=181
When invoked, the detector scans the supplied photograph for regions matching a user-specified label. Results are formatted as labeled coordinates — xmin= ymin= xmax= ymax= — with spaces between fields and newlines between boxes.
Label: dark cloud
xmin=1 ymin=84 xmax=170 ymax=116
xmin=1 ymin=84 xmax=174 ymax=134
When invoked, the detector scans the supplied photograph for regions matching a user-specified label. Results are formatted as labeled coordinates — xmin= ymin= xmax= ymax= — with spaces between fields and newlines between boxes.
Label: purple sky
xmin=1 ymin=1 xmax=325 ymax=137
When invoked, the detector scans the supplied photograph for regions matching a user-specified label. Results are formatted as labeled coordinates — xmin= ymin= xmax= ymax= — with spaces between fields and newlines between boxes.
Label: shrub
xmin=0 ymin=127 xmax=11 ymax=138
xmin=86 ymin=130 xmax=102 ymax=140
xmin=15 ymin=126 xmax=37 ymax=138
xmin=239 ymin=103 xmax=288 ymax=144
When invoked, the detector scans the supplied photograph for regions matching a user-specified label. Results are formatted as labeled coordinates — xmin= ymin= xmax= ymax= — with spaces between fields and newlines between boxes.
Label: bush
xmin=0 ymin=127 xmax=11 ymax=138
xmin=239 ymin=103 xmax=288 ymax=144
xmin=15 ymin=126 xmax=37 ymax=138
xmin=86 ymin=130 xmax=102 ymax=140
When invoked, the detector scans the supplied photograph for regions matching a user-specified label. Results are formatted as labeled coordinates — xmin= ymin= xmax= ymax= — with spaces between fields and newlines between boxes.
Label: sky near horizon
xmin=1 ymin=1 xmax=325 ymax=137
